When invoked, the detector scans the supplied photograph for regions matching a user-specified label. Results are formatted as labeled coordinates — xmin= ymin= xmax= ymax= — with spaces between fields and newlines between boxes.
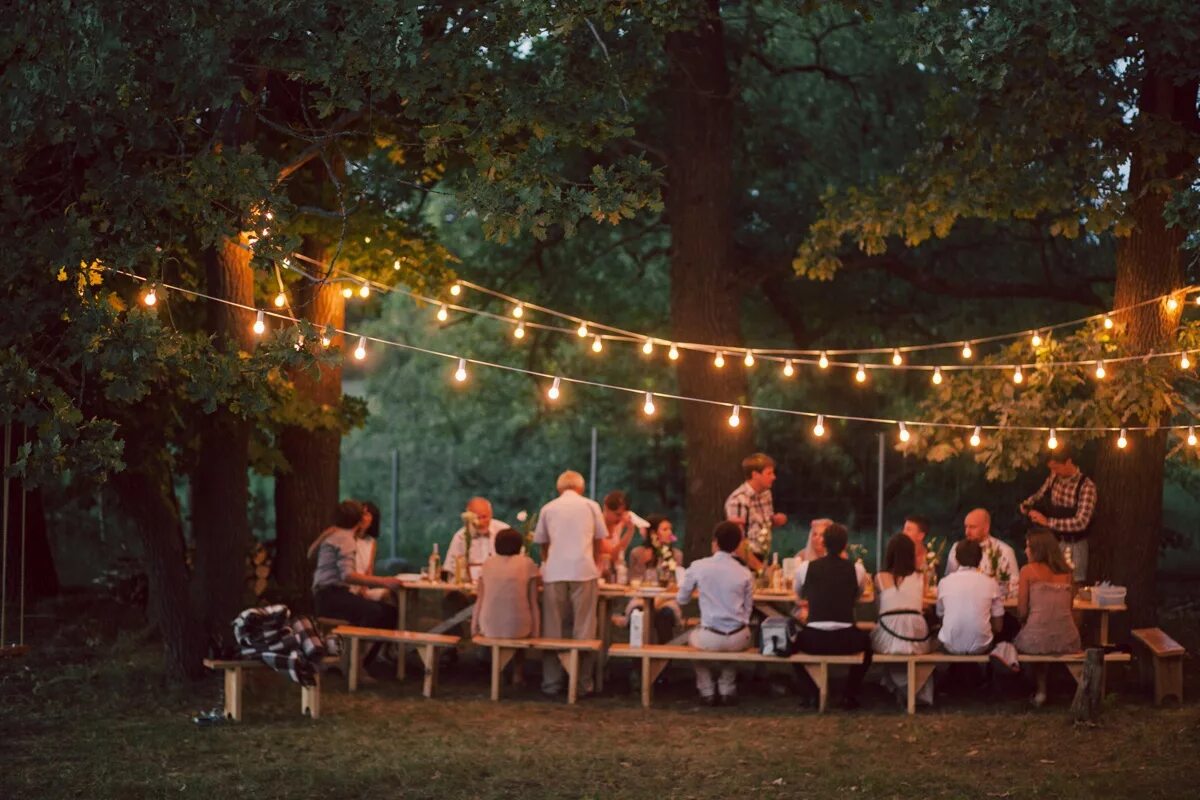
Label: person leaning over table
xmin=312 ymin=499 xmax=403 ymax=630
xmin=533 ymin=469 xmax=607 ymax=697
xmin=597 ymin=490 xmax=648 ymax=582
xmin=675 ymin=521 xmax=754 ymax=707
xmin=1019 ymin=444 xmax=1097 ymax=583
xmin=792 ymin=522 xmax=873 ymax=710
xmin=1014 ymin=528 xmax=1080 ymax=707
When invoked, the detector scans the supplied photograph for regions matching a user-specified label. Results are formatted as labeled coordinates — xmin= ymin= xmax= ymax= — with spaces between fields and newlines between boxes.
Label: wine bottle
xmin=428 ymin=543 xmax=441 ymax=583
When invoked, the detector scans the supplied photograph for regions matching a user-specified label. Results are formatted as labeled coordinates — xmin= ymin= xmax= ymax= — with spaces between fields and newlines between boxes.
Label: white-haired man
xmin=533 ymin=470 xmax=606 ymax=696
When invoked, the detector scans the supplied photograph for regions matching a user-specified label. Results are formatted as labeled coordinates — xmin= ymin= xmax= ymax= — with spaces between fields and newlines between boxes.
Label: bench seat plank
xmin=1132 ymin=627 xmax=1185 ymax=705
xmin=475 ymin=637 xmax=602 ymax=704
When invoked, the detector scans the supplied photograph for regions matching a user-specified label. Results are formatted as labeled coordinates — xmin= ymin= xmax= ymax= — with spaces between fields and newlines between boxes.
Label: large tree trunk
xmin=192 ymin=234 xmax=256 ymax=643
xmin=273 ymin=236 xmax=345 ymax=609
xmin=3 ymin=425 xmax=58 ymax=618
xmin=1088 ymin=69 xmax=1197 ymax=629
xmin=665 ymin=0 xmax=752 ymax=564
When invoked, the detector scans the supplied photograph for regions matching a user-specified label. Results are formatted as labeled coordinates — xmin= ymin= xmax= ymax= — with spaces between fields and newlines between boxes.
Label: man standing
xmin=724 ymin=453 xmax=788 ymax=569
xmin=1020 ymin=446 xmax=1097 ymax=582
xmin=947 ymin=509 xmax=1019 ymax=598
xmin=596 ymin=490 xmax=649 ymax=581
xmin=444 ymin=496 xmax=509 ymax=581
xmin=534 ymin=470 xmax=606 ymax=696
xmin=676 ymin=522 xmax=754 ymax=706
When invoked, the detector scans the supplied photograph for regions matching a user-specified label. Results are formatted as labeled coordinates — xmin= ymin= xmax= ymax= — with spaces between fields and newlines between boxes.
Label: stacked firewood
xmin=246 ymin=542 xmax=274 ymax=599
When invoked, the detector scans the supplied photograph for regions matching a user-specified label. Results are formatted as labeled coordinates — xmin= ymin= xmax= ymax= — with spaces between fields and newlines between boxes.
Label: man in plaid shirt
xmin=724 ymin=453 xmax=787 ymax=571
xmin=1020 ymin=445 xmax=1097 ymax=582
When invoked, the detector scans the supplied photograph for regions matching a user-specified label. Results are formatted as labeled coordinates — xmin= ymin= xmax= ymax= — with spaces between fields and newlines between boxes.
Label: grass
xmin=3 ymin=593 xmax=1199 ymax=799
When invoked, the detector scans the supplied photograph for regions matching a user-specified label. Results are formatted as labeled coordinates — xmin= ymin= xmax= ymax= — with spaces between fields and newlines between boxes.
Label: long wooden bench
xmin=202 ymin=657 xmax=334 ymax=721
xmin=1132 ymin=627 xmax=1185 ymax=705
xmin=474 ymin=636 xmax=603 ymax=704
xmin=333 ymin=626 xmax=460 ymax=697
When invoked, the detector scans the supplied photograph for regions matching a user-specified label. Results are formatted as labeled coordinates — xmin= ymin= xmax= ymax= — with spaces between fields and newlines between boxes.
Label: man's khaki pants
xmin=541 ymin=579 xmax=598 ymax=694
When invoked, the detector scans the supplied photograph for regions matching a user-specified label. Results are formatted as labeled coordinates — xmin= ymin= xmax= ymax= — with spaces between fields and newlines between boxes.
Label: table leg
xmin=395 ymin=588 xmax=411 ymax=680
xmin=1099 ymin=612 xmax=1110 ymax=647
xmin=596 ymin=595 xmax=610 ymax=692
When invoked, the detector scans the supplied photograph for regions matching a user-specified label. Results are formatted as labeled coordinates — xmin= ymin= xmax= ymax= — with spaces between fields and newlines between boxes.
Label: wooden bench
xmin=333 ymin=626 xmax=460 ymax=697
xmin=1132 ymin=627 xmax=1186 ymax=705
xmin=202 ymin=657 xmax=332 ymax=721
xmin=474 ymin=636 xmax=603 ymax=704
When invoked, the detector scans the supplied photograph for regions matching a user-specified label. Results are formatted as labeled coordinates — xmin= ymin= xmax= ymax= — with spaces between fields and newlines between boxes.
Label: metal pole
xmin=390 ymin=448 xmax=400 ymax=559
xmin=589 ymin=426 xmax=598 ymax=500
xmin=876 ymin=432 xmax=885 ymax=574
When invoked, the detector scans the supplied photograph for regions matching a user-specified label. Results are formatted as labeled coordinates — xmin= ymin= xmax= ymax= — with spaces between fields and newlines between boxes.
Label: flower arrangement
xmin=986 ymin=544 xmax=1012 ymax=591
xmin=924 ymin=535 xmax=947 ymax=576
xmin=516 ymin=509 xmax=539 ymax=561
xmin=846 ymin=543 xmax=869 ymax=565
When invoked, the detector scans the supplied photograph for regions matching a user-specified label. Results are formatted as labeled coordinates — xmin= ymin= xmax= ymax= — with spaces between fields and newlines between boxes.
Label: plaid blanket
xmin=232 ymin=605 xmax=338 ymax=687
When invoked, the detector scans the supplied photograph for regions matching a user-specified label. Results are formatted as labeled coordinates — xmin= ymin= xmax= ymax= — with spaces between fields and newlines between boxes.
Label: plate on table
xmin=394 ymin=573 xmax=422 ymax=582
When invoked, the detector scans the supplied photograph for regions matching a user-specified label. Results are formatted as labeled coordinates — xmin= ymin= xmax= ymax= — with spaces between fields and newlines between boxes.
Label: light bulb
xmin=1188 ymin=426 xmax=1197 ymax=446
xmin=359 ymin=283 xmax=370 ymax=298
xmin=969 ymin=426 xmax=982 ymax=448
xmin=393 ymin=259 xmax=401 ymax=270
xmin=341 ymin=287 xmax=353 ymax=299
xmin=512 ymin=302 xmax=524 ymax=319
xmin=744 ymin=351 xmax=755 ymax=367
xmin=514 ymin=322 xmax=526 ymax=339
xmin=591 ymin=335 xmax=603 ymax=353
xmin=1094 ymin=360 xmax=1106 ymax=379
xmin=783 ymin=359 xmax=795 ymax=377
xmin=264 ymin=211 xmax=274 ymax=221
xmin=714 ymin=351 xmax=726 ymax=368
xmin=547 ymin=377 xmax=561 ymax=401
xmin=577 ymin=321 xmax=589 ymax=338
xmin=818 ymin=351 xmax=829 ymax=369
xmin=728 ymin=405 xmax=741 ymax=428
xmin=454 ymin=358 xmax=467 ymax=383
xmin=142 ymin=285 xmax=157 ymax=307
xmin=253 ymin=309 xmax=265 ymax=335
xmin=1047 ymin=428 xmax=1059 ymax=450
xmin=855 ymin=364 xmax=867 ymax=383
xmin=892 ymin=349 xmax=903 ymax=366
xmin=1117 ymin=428 xmax=1128 ymax=449
xmin=932 ymin=367 xmax=943 ymax=385
xmin=436 ymin=304 xmax=449 ymax=322
xmin=294 ymin=334 xmax=304 ymax=351
xmin=1167 ymin=296 xmax=1179 ymax=312
xmin=363 ymin=236 xmax=371 ymax=244
xmin=320 ymin=334 xmax=331 ymax=348
xmin=961 ymin=342 xmax=973 ymax=359
xmin=449 ymin=282 xmax=462 ymax=297
xmin=353 ymin=336 xmax=366 ymax=360
xmin=1013 ymin=366 xmax=1024 ymax=384
xmin=1182 ymin=352 xmax=1192 ymax=370
xmin=813 ymin=414 xmax=826 ymax=437
xmin=642 ymin=339 xmax=654 ymax=355
xmin=1031 ymin=331 xmax=1043 ymax=347
xmin=274 ymin=291 xmax=286 ymax=308
xmin=668 ymin=343 xmax=680 ymax=361
xmin=898 ymin=422 xmax=910 ymax=443
xmin=1196 ymin=296 xmax=1200 ymax=307
xmin=260 ymin=227 xmax=270 ymax=237
xmin=642 ymin=392 xmax=655 ymax=416
xmin=1103 ymin=315 xmax=1114 ymax=330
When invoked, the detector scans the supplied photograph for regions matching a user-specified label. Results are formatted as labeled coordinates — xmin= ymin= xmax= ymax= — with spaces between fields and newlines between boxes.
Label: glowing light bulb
xmin=253 ymin=309 xmax=265 ymax=335
xmin=932 ymin=367 xmax=943 ymax=385
xmin=359 ymin=283 xmax=370 ymax=298
xmin=783 ymin=359 xmax=795 ymax=377
xmin=744 ymin=350 xmax=755 ymax=367
xmin=642 ymin=392 xmax=655 ymax=416
xmin=393 ymin=259 xmax=401 ymax=270
xmin=142 ymin=285 xmax=157 ymax=307
xmin=577 ymin=321 xmax=589 ymax=338
xmin=353 ymin=336 xmax=366 ymax=360
xmin=363 ymin=236 xmax=371 ymax=244
xmin=264 ymin=211 xmax=273 ymax=221
xmin=642 ymin=339 xmax=654 ymax=355
xmin=514 ymin=322 xmax=526 ymax=340
xmin=260 ymin=228 xmax=270 ymax=237
xmin=512 ymin=302 xmax=524 ymax=319
xmin=961 ymin=342 xmax=973 ymax=359
xmin=450 ymin=282 xmax=462 ymax=297
xmin=1167 ymin=296 xmax=1179 ymax=312
xmin=728 ymin=405 xmax=741 ymax=428
xmin=970 ymin=426 xmax=982 ymax=448
xmin=813 ymin=414 xmax=826 ymax=438
xmin=1031 ymin=331 xmax=1043 ymax=347
xmin=294 ymin=334 xmax=304 ymax=351
xmin=1182 ymin=352 xmax=1192 ymax=370
xmin=898 ymin=422 xmax=911 ymax=443
xmin=1094 ymin=360 xmax=1106 ymax=379
xmin=714 ymin=351 xmax=726 ymax=369
xmin=454 ymin=358 xmax=468 ymax=383
xmin=436 ymin=304 xmax=449 ymax=322
xmin=274 ymin=291 xmax=286 ymax=308
xmin=855 ymin=364 xmax=867 ymax=383
xmin=341 ymin=287 xmax=353 ymax=299
xmin=1103 ymin=315 xmax=1113 ymax=330
xmin=892 ymin=349 xmax=903 ymax=366
xmin=320 ymin=334 xmax=331 ymax=348
xmin=1047 ymin=428 xmax=1059 ymax=450
xmin=668 ymin=343 xmax=680 ymax=361
xmin=1013 ymin=366 xmax=1024 ymax=384
xmin=547 ymin=377 xmax=561 ymax=401
xmin=818 ymin=351 xmax=829 ymax=369
xmin=591 ymin=335 xmax=603 ymax=353
xmin=1188 ymin=426 xmax=1197 ymax=446
xmin=1117 ymin=428 xmax=1128 ymax=449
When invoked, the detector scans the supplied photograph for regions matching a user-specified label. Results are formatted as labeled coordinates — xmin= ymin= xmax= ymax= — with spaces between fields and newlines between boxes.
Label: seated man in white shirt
xmin=946 ymin=508 xmax=1020 ymax=641
xmin=444 ymin=497 xmax=510 ymax=582
xmin=676 ymin=521 xmax=754 ymax=706
xmin=937 ymin=539 xmax=1004 ymax=655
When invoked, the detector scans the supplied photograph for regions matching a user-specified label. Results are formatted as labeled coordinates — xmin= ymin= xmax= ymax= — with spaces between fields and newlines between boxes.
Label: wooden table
xmin=923 ymin=591 xmax=1127 ymax=646
xmin=391 ymin=579 xmax=478 ymax=679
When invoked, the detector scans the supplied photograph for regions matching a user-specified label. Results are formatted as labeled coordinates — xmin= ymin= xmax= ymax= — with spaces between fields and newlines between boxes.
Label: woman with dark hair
xmin=355 ymin=502 xmax=387 ymax=601
xmin=623 ymin=515 xmax=684 ymax=643
xmin=871 ymin=533 xmax=934 ymax=706
xmin=1015 ymin=528 xmax=1080 ymax=706
xmin=471 ymin=528 xmax=541 ymax=639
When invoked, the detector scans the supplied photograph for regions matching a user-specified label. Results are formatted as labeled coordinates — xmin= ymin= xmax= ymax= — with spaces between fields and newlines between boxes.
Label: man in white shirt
xmin=533 ymin=470 xmax=606 ymax=696
xmin=444 ymin=497 xmax=509 ymax=581
xmin=946 ymin=508 xmax=1019 ymax=598
xmin=676 ymin=521 xmax=754 ymax=706
xmin=937 ymin=540 xmax=1004 ymax=654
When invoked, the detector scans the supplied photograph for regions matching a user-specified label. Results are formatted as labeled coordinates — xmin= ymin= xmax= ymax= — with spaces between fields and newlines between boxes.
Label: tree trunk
xmin=192 ymin=234 xmax=256 ymax=643
xmin=273 ymin=236 xmax=346 ymax=609
xmin=3 ymin=425 xmax=58 ymax=615
xmin=1088 ymin=69 xmax=1196 ymax=630
xmin=665 ymin=0 xmax=752 ymax=564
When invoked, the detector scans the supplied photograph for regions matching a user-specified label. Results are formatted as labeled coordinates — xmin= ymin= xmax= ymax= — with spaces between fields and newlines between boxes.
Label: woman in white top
xmin=872 ymin=533 xmax=934 ymax=706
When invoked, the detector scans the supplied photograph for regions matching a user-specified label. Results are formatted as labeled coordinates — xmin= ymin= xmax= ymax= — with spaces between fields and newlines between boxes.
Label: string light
xmin=892 ymin=349 xmax=903 ymax=366
xmin=969 ymin=426 xmax=982 ymax=448
xmin=642 ymin=338 xmax=654 ymax=355
xmin=1167 ymin=296 xmax=1179 ymax=312
xmin=454 ymin=358 xmax=468 ymax=383
xmin=253 ymin=309 xmax=265 ymax=336
xmin=818 ymin=351 xmax=829 ymax=369
xmin=577 ymin=321 xmax=589 ymax=338
xmin=514 ymin=322 xmax=526 ymax=340
xmin=393 ymin=259 xmax=401 ymax=271
xmin=341 ymin=287 xmax=353 ymax=299
xmin=932 ymin=367 xmax=943 ymax=385
xmin=668 ymin=343 xmax=680 ymax=361
xmin=1188 ymin=426 xmax=1197 ymax=446
xmin=728 ymin=404 xmax=741 ymax=428
xmin=450 ymin=282 xmax=462 ymax=297
xmin=813 ymin=415 xmax=826 ymax=437
xmin=1013 ymin=365 xmax=1024 ymax=384
xmin=512 ymin=302 xmax=524 ymax=319
xmin=783 ymin=359 xmax=795 ymax=377
xmin=1103 ymin=315 xmax=1114 ymax=330
xmin=744 ymin=350 xmax=755 ymax=367
xmin=353 ymin=336 xmax=367 ymax=360
xmin=142 ymin=284 xmax=158 ymax=307
xmin=1182 ymin=352 xmax=1192 ymax=370
xmin=961 ymin=342 xmax=973 ymax=359
xmin=591 ymin=335 xmax=603 ymax=353
xmin=1094 ymin=359 xmax=1106 ymax=380
xmin=264 ymin=211 xmax=274 ymax=221
xmin=1047 ymin=428 xmax=1059 ymax=450
xmin=273 ymin=291 xmax=287 ymax=308
xmin=1117 ymin=428 xmax=1128 ymax=449
xmin=437 ymin=304 xmax=449 ymax=322
xmin=714 ymin=351 xmax=726 ymax=368
xmin=320 ymin=334 xmax=331 ymax=347
xmin=642 ymin=392 xmax=656 ymax=416
xmin=898 ymin=421 xmax=910 ymax=443
xmin=1031 ymin=331 xmax=1043 ymax=347
xmin=359 ymin=283 xmax=371 ymax=299
xmin=547 ymin=377 xmax=561 ymax=401
xmin=855 ymin=364 xmax=867 ymax=383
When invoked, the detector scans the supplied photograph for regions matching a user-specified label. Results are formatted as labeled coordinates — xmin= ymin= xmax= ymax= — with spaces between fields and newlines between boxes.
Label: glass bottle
xmin=427 ymin=543 xmax=441 ymax=583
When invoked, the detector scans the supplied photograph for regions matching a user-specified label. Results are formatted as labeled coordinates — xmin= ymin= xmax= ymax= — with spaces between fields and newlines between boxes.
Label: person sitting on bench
xmin=937 ymin=539 xmax=1003 ymax=655
xmin=313 ymin=500 xmax=403 ymax=630
xmin=472 ymin=528 xmax=541 ymax=639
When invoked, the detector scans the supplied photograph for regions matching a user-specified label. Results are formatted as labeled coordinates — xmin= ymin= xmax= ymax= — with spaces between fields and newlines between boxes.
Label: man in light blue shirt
xmin=676 ymin=521 xmax=754 ymax=705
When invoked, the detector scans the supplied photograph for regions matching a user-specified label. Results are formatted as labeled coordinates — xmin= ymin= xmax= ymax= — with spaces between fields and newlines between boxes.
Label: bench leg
xmin=1155 ymin=657 xmax=1184 ymax=706
xmin=420 ymin=644 xmax=438 ymax=698
xmin=224 ymin=667 xmax=244 ymax=722
xmin=348 ymin=637 xmax=361 ymax=692
xmin=567 ymin=649 xmax=581 ymax=705
xmin=906 ymin=662 xmax=935 ymax=715
xmin=302 ymin=673 xmax=321 ymax=719
xmin=641 ymin=657 xmax=653 ymax=708
xmin=1065 ymin=662 xmax=1084 ymax=687
xmin=491 ymin=647 xmax=517 ymax=701
xmin=802 ymin=664 xmax=828 ymax=713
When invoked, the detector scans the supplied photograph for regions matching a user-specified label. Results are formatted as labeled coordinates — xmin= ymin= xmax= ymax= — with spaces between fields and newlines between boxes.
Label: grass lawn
xmin=3 ymin=594 xmax=1199 ymax=799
